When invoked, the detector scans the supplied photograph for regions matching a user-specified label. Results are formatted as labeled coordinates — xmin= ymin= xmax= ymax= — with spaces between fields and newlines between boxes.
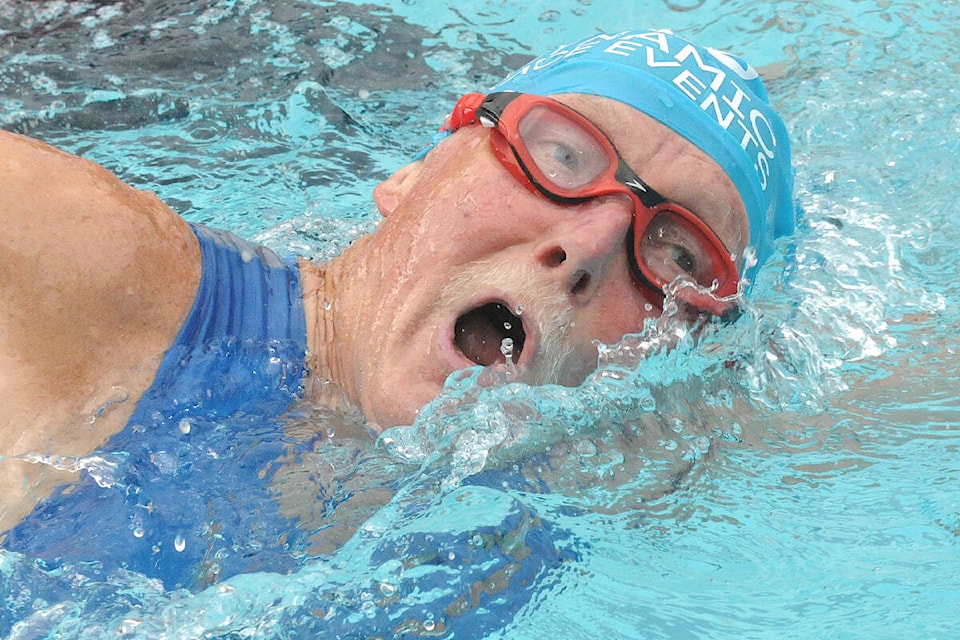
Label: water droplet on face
xmin=514 ymin=304 xmax=523 ymax=315
xmin=503 ymin=321 xmax=512 ymax=331
xmin=174 ymin=534 xmax=186 ymax=552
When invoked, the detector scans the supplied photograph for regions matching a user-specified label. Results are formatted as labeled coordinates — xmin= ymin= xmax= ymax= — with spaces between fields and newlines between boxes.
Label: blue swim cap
xmin=493 ymin=29 xmax=795 ymax=284
xmin=423 ymin=29 xmax=795 ymax=285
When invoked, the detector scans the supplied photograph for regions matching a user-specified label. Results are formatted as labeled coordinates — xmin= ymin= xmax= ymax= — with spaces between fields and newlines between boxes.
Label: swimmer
xmin=0 ymin=29 xmax=794 ymax=581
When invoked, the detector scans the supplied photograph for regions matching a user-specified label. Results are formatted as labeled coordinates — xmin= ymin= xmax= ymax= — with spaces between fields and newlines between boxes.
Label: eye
xmin=533 ymin=140 xmax=591 ymax=188
xmin=517 ymin=106 xmax=610 ymax=192
xmin=669 ymin=245 xmax=697 ymax=276
xmin=550 ymin=142 xmax=581 ymax=172
xmin=528 ymin=137 xmax=608 ymax=192
xmin=639 ymin=213 xmax=717 ymax=287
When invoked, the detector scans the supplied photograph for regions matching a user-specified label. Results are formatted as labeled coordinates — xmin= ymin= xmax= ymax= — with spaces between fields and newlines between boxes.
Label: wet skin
xmin=0 ymin=94 xmax=747 ymax=530
xmin=302 ymin=93 xmax=749 ymax=429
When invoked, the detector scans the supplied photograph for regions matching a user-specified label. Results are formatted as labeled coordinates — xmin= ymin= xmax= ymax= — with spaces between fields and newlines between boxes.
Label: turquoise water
xmin=2 ymin=0 xmax=959 ymax=638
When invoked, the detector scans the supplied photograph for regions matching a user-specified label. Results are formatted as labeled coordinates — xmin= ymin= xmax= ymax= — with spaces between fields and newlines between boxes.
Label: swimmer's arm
xmin=0 ymin=130 xmax=201 ymax=434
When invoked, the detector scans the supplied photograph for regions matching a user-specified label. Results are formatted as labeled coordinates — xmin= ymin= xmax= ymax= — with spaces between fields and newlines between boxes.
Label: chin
xmin=362 ymin=383 xmax=439 ymax=431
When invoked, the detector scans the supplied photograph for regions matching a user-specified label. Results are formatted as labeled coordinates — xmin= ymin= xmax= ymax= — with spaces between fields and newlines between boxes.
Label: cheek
xmin=417 ymin=189 xmax=535 ymax=265
xmin=362 ymin=357 xmax=448 ymax=428
xmin=580 ymin=286 xmax=654 ymax=346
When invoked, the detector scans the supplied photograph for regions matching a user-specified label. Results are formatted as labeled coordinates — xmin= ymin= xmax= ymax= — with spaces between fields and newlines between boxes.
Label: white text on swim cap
xmin=603 ymin=32 xmax=777 ymax=191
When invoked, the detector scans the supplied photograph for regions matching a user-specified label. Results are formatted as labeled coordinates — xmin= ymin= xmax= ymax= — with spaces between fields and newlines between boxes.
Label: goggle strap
xmin=444 ymin=92 xmax=486 ymax=132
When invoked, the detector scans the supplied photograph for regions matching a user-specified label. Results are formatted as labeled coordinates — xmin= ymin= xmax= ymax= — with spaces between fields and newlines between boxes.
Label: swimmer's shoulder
xmin=1 ymin=128 xmax=199 ymax=247
xmin=0 ymin=130 xmax=201 ymax=450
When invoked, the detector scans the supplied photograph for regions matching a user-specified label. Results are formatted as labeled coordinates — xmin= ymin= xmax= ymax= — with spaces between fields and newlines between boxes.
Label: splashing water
xmin=17 ymin=452 xmax=127 ymax=489
xmin=500 ymin=336 xmax=514 ymax=364
xmin=3 ymin=1 xmax=960 ymax=638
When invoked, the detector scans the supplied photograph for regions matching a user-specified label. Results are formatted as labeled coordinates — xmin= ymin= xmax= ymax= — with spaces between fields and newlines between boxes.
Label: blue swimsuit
xmin=2 ymin=226 xmax=571 ymax=638
xmin=4 ymin=225 xmax=311 ymax=589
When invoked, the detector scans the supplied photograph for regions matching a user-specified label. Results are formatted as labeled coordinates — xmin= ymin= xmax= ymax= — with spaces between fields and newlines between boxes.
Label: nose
xmin=533 ymin=196 xmax=635 ymax=303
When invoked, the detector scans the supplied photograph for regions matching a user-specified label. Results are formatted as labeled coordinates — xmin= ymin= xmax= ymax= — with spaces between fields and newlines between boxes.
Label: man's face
xmin=343 ymin=94 xmax=749 ymax=428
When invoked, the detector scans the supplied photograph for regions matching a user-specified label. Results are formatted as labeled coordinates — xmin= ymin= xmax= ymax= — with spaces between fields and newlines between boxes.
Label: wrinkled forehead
xmin=552 ymin=93 xmax=749 ymax=256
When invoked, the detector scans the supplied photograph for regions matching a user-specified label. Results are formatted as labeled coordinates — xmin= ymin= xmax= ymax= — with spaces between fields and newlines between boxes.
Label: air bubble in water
xmin=117 ymin=618 xmax=142 ymax=635
xmin=178 ymin=418 xmax=191 ymax=434
xmin=576 ymin=440 xmax=598 ymax=457
xmin=659 ymin=438 xmax=678 ymax=451
xmin=174 ymin=534 xmax=186 ymax=552
xmin=133 ymin=526 xmax=145 ymax=538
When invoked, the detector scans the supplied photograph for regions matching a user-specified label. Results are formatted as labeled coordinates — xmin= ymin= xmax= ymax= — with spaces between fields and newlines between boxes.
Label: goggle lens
xmin=516 ymin=104 xmax=613 ymax=193
xmin=637 ymin=207 xmax=730 ymax=294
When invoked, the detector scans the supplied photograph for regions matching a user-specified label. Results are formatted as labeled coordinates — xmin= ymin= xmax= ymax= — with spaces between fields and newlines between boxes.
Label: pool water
xmin=2 ymin=0 xmax=959 ymax=638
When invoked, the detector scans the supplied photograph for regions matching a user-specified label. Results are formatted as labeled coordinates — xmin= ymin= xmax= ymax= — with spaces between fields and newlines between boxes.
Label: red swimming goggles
xmin=444 ymin=91 xmax=740 ymax=316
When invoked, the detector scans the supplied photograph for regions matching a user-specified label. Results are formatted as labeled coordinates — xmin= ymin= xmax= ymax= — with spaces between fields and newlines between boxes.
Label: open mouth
xmin=454 ymin=302 xmax=526 ymax=366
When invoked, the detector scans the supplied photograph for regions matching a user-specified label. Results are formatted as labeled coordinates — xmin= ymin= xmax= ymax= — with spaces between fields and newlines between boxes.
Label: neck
xmin=298 ymin=238 xmax=371 ymax=416
xmin=299 ymin=258 xmax=349 ymax=412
